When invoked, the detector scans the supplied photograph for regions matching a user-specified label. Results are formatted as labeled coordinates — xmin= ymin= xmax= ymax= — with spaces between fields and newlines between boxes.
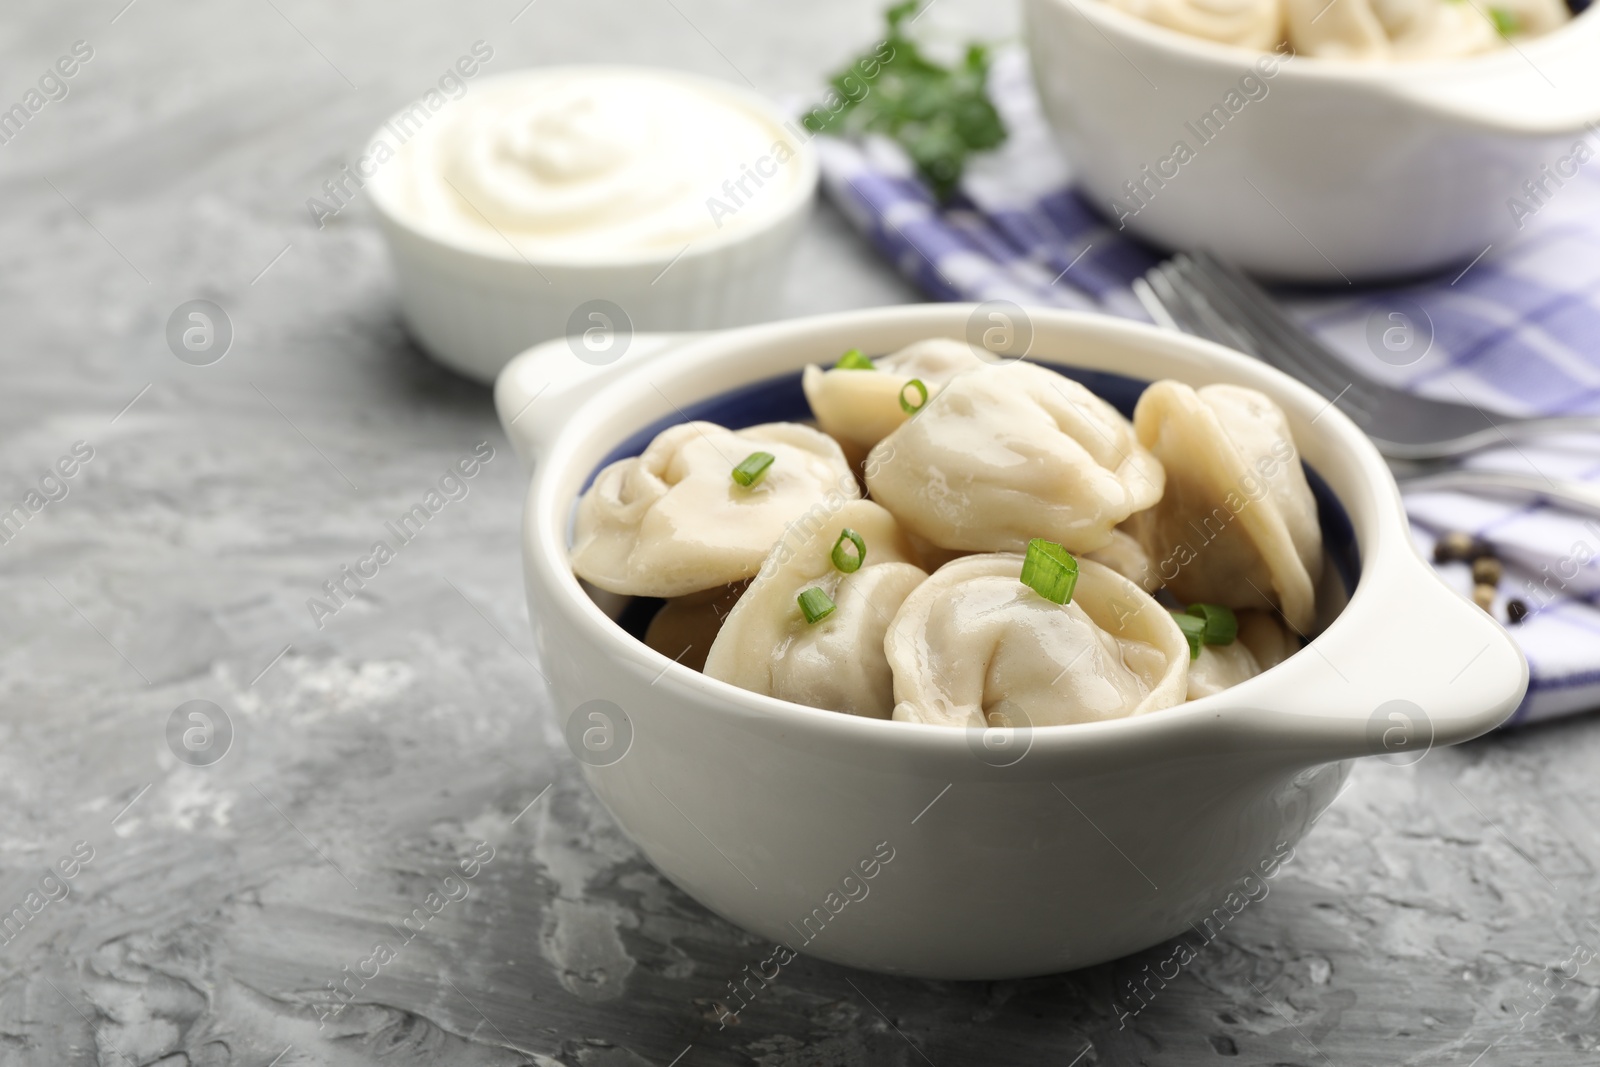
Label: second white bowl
xmin=1025 ymin=1 xmax=1600 ymax=282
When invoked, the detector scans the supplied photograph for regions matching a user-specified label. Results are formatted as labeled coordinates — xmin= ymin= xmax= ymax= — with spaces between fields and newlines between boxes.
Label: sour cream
xmin=372 ymin=67 xmax=810 ymax=262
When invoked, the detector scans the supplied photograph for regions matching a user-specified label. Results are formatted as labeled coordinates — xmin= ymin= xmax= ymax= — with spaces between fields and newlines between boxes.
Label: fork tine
xmin=1164 ymin=260 xmax=1273 ymax=361
xmin=1132 ymin=277 xmax=1180 ymax=332
xmin=1155 ymin=270 xmax=1240 ymax=351
xmin=1184 ymin=252 xmax=1374 ymax=406
xmin=1170 ymin=254 xmax=1356 ymax=403
xmin=1144 ymin=266 xmax=1204 ymax=333
xmin=1152 ymin=261 xmax=1265 ymax=359
xmin=1143 ymin=267 xmax=1214 ymax=341
xmin=1161 ymin=254 xmax=1328 ymax=388
xmin=1185 ymin=252 xmax=1342 ymax=369
xmin=1143 ymin=263 xmax=1258 ymax=356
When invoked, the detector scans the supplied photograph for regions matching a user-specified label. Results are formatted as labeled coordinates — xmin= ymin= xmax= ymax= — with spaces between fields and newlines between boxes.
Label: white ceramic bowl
xmin=493 ymin=304 xmax=1525 ymax=979
xmin=1024 ymin=1 xmax=1600 ymax=282
xmin=367 ymin=67 xmax=818 ymax=384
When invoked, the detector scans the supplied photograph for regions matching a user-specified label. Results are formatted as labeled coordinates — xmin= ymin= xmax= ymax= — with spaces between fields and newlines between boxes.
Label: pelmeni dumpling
xmin=644 ymin=582 xmax=748 ymax=672
xmin=1185 ymin=611 xmax=1296 ymax=700
xmin=1491 ymin=0 xmax=1572 ymax=39
xmin=1187 ymin=641 xmax=1262 ymax=701
xmin=1084 ymin=528 xmax=1159 ymax=592
xmin=1108 ymin=0 xmax=1283 ymax=50
xmin=571 ymin=421 xmax=858 ymax=597
xmin=865 ymin=362 xmax=1165 ymax=555
xmin=704 ymin=501 xmax=927 ymax=718
xmin=1239 ymin=607 xmax=1298 ymax=670
xmin=1130 ymin=382 xmax=1323 ymax=633
xmin=886 ymin=554 xmax=1190 ymax=728
xmin=1286 ymin=0 xmax=1568 ymax=60
xmin=802 ymin=339 xmax=989 ymax=464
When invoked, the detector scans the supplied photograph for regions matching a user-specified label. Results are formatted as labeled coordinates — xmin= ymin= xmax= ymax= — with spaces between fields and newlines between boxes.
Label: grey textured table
xmin=4 ymin=1 xmax=1599 ymax=1064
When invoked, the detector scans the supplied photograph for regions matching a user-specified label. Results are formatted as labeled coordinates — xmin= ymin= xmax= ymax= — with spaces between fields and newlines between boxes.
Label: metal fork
xmin=1137 ymin=251 xmax=1600 ymax=518
xmin=1138 ymin=251 xmax=1600 ymax=460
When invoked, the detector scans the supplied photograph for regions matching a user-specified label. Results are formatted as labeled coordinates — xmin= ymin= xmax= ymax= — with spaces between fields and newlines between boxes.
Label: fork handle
xmin=1398 ymin=469 xmax=1600 ymax=520
xmin=1496 ymin=415 xmax=1600 ymax=447
xmin=1378 ymin=415 xmax=1600 ymax=462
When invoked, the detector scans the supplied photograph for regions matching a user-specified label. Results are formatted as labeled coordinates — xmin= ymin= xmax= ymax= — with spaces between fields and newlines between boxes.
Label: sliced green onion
xmin=1186 ymin=603 xmax=1238 ymax=646
xmin=835 ymin=348 xmax=875 ymax=370
xmin=1489 ymin=5 xmax=1518 ymax=35
xmin=1172 ymin=612 xmax=1205 ymax=660
xmin=797 ymin=586 xmax=836 ymax=624
xmin=899 ymin=378 xmax=929 ymax=415
xmin=731 ymin=451 xmax=775 ymax=488
xmin=1020 ymin=538 xmax=1078 ymax=605
xmin=831 ymin=528 xmax=867 ymax=573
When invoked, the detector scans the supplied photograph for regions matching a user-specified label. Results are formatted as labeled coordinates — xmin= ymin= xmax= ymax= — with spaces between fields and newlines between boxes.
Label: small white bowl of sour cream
xmin=365 ymin=65 xmax=818 ymax=383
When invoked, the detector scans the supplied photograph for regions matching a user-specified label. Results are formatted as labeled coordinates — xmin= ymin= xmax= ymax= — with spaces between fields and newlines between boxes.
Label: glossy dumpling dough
xmin=886 ymin=554 xmax=1190 ymax=728
xmin=1084 ymin=528 xmax=1159 ymax=592
xmin=571 ymin=421 xmax=859 ymax=597
xmin=802 ymin=338 xmax=989 ymax=464
xmin=865 ymin=362 xmax=1165 ymax=555
xmin=1130 ymin=381 xmax=1323 ymax=633
xmin=1108 ymin=0 xmax=1283 ymax=50
xmin=1185 ymin=610 xmax=1298 ymax=700
xmin=1186 ymin=641 xmax=1261 ymax=701
xmin=704 ymin=501 xmax=927 ymax=718
xmin=1238 ymin=606 xmax=1299 ymax=670
xmin=1285 ymin=0 xmax=1568 ymax=59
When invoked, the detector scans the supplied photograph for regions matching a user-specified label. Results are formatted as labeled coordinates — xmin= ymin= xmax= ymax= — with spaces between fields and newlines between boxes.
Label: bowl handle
xmin=1243 ymin=543 xmax=1528 ymax=763
xmin=494 ymin=332 xmax=701 ymax=469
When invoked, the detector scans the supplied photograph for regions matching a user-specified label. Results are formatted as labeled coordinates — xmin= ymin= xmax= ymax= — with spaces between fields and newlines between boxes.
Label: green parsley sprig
xmin=802 ymin=1 xmax=1007 ymax=200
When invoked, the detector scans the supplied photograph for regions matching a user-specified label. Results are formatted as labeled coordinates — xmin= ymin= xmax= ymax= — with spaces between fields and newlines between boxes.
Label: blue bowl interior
xmin=588 ymin=365 xmax=1361 ymax=640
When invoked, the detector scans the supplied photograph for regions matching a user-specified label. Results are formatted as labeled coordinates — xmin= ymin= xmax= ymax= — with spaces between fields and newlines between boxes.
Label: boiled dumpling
xmin=865 ymin=362 xmax=1165 ymax=555
xmin=704 ymin=501 xmax=927 ymax=717
xmin=1285 ymin=0 xmax=1402 ymax=58
xmin=644 ymin=582 xmax=748 ymax=671
xmin=1185 ymin=610 xmax=1298 ymax=699
xmin=886 ymin=554 xmax=1190 ymax=728
xmin=1286 ymin=0 xmax=1567 ymax=59
xmin=1380 ymin=0 xmax=1498 ymax=57
xmin=1239 ymin=607 xmax=1298 ymax=669
xmin=571 ymin=421 xmax=859 ymax=597
xmin=1084 ymin=528 xmax=1159 ymax=592
xmin=1187 ymin=641 xmax=1262 ymax=701
xmin=1108 ymin=0 xmax=1283 ymax=50
xmin=1130 ymin=381 xmax=1323 ymax=632
xmin=1286 ymin=0 xmax=1488 ymax=58
xmin=1489 ymin=0 xmax=1571 ymax=40
xmin=802 ymin=338 xmax=989 ymax=465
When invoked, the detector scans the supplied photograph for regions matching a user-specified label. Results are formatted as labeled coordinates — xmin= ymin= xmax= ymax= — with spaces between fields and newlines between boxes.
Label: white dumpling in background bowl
xmin=1129 ymin=381 xmax=1324 ymax=633
xmin=571 ymin=421 xmax=858 ymax=597
xmin=801 ymin=338 xmax=989 ymax=465
xmin=886 ymin=554 xmax=1190 ymax=728
xmin=864 ymin=361 xmax=1165 ymax=555
xmin=1106 ymin=0 xmax=1283 ymax=50
xmin=1184 ymin=609 xmax=1299 ymax=700
xmin=1285 ymin=0 xmax=1568 ymax=59
xmin=703 ymin=500 xmax=927 ymax=718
